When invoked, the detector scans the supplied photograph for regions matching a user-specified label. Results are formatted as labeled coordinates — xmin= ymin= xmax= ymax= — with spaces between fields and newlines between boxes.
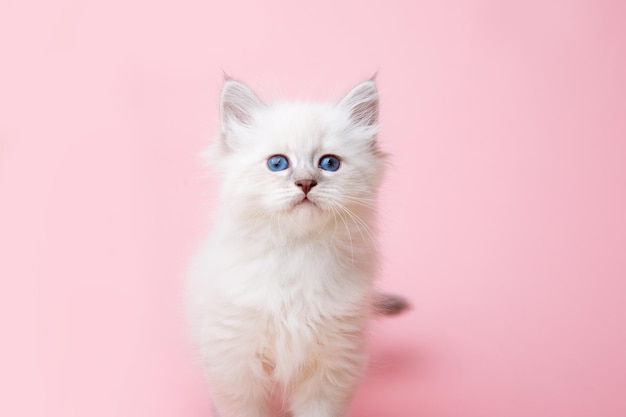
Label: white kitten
xmin=186 ymin=78 xmax=408 ymax=417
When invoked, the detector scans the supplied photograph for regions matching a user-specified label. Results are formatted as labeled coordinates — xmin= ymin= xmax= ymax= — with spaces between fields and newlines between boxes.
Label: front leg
xmin=289 ymin=322 xmax=367 ymax=417
xmin=208 ymin=360 xmax=273 ymax=417
xmin=201 ymin=324 xmax=274 ymax=417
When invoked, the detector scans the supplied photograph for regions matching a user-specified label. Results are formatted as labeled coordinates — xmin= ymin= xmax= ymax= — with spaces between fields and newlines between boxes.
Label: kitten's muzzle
xmin=295 ymin=179 xmax=317 ymax=195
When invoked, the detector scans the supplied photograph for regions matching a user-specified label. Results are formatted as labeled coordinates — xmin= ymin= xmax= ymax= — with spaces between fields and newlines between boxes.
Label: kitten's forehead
xmin=254 ymin=101 xmax=343 ymax=150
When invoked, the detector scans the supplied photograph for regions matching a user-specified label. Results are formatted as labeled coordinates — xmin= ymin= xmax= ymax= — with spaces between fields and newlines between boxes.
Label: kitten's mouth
xmin=295 ymin=196 xmax=317 ymax=208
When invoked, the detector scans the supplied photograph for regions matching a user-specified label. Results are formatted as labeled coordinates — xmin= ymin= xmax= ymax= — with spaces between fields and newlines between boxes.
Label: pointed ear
xmin=219 ymin=79 xmax=263 ymax=135
xmin=337 ymin=80 xmax=379 ymax=127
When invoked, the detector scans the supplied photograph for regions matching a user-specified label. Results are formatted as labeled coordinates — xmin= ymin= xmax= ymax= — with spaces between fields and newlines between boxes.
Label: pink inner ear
xmin=350 ymin=97 xmax=378 ymax=127
xmin=224 ymin=101 xmax=255 ymax=125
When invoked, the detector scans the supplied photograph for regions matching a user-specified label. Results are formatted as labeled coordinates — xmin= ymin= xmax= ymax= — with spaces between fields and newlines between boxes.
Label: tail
xmin=372 ymin=292 xmax=411 ymax=316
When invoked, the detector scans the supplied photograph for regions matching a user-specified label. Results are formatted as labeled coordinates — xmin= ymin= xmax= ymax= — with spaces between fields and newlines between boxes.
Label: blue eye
xmin=267 ymin=155 xmax=289 ymax=171
xmin=319 ymin=155 xmax=341 ymax=171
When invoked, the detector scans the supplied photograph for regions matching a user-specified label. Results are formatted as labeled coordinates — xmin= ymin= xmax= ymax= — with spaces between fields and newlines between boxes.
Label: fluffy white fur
xmin=187 ymin=79 xmax=392 ymax=417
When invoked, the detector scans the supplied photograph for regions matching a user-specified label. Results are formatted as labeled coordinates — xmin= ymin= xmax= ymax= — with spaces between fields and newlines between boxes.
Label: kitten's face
xmin=213 ymin=80 xmax=385 ymax=231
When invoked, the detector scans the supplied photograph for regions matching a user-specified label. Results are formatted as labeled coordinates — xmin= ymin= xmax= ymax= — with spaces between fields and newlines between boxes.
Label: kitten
xmin=186 ymin=78 xmax=408 ymax=417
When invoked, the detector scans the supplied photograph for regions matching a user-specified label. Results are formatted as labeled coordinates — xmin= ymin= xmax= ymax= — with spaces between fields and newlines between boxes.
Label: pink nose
xmin=295 ymin=179 xmax=317 ymax=195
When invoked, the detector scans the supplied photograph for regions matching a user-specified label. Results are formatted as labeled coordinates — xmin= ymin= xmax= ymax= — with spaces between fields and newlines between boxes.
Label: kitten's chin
xmin=283 ymin=197 xmax=330 ymax=228
xmin=290 ymin=199 xmax=319 ymax=218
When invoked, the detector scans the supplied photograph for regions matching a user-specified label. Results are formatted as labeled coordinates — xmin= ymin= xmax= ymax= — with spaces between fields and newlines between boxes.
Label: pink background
xmin=1 ymin=1 xmax=625 ymax=416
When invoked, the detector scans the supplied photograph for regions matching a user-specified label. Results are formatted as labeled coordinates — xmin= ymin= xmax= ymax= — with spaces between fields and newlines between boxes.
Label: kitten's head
xmin=210 ymin=78 xmax=386 ymax=234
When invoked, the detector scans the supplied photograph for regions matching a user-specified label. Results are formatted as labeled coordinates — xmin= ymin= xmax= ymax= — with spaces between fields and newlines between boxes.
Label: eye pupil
xmin=267 ymin=155 xmax=289 ymax=171
xmin=319 ymin=155 xmax=340 ymax=172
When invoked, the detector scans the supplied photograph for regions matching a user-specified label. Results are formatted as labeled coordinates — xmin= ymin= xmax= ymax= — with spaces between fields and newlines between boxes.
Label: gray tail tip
xmin=374 ymin=293 xmax=411 ymax=316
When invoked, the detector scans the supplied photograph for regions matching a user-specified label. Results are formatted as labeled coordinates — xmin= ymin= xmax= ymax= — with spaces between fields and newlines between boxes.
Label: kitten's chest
xmin=214 ymin=238 xmax=370 ymax=311
xmin=225 ymin=239 xmax=343 ymax=282
xmin=202 ymin=238 xmax=372 ymax=382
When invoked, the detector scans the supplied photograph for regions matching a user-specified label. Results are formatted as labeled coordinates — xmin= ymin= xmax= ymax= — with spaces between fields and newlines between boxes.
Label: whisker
xmin=337 ymin=204 xmax=378 ymax=250
xmin=340 ymin=196 xmax=378 ymax=210
xmin=337 ymin=205 xmax=368 ymax=247
xmin=332 ymin=206 xmax=354 ymax=267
